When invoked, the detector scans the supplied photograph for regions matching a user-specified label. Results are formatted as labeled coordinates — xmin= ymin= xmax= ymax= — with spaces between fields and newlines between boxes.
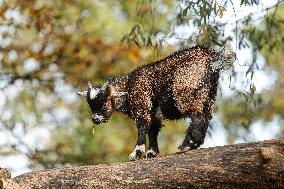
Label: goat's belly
xmin=173 ymin=63 xmax=208 ymax=115
xmin=157 ymin=98 xmax=183 ymax=120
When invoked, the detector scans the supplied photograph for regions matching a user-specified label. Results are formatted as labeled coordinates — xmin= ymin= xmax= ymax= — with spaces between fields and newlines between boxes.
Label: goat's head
xmin=78 ymin=81 xmax=124 ymax=125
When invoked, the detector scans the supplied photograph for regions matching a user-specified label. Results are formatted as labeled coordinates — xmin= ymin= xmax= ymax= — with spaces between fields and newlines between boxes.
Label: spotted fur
xmin=78 ymin=43 xmax=236 ymax=160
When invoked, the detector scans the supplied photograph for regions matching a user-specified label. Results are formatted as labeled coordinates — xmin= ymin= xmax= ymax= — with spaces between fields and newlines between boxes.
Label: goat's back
xmin=128 ymin=46 xmax=220 ymax=119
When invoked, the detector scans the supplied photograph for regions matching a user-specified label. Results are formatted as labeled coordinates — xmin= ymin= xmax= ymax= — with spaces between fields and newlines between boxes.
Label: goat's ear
xmin=106 ymin=85 xmax=128 ymax=98
xmin=77 ymin=90 xmax=88 ymax=97
xmin=105 ymin=85 xmax=113 ymax=96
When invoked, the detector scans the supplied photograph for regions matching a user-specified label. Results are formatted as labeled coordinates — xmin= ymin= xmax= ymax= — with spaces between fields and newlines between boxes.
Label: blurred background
xmin=0 ymin=0 xmax=283 ymax=176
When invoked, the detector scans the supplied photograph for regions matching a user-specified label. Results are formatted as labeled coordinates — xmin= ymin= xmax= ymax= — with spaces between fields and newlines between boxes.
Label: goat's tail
xmin=211 ymin=41 xmax=236 ymax=71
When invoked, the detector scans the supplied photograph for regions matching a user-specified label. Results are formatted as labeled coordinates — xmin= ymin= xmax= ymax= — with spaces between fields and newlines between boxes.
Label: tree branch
xmin=1 ymin=138 xmax=283 ymax=189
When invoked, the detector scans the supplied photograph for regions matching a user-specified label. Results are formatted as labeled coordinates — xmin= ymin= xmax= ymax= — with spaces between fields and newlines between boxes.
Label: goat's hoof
xmin=178 ymin=139 xmax=200 ymax=151
xmin=129 ymin=145 xmax=145 ymax=161
xmin=143 ymin=149 xmax=157 ymax=159
xmin=129 ymin=150 xmax=143 ymax=161
xmin=178 ymin=145 xmax=191 ymax=152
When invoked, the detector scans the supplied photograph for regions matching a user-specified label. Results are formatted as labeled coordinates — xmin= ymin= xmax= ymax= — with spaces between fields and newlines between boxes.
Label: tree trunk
xmin=2 ymin=138 xmax=284 ymax=189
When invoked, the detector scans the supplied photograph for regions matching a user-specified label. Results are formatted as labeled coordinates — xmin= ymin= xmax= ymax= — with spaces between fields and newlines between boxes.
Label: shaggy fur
xmin=78 ymin=43 xmax=236 ymax=160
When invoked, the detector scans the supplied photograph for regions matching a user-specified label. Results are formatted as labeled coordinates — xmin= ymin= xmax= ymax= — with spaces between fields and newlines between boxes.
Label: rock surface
xmin=2 ymin=138 xmax=284 ymax=189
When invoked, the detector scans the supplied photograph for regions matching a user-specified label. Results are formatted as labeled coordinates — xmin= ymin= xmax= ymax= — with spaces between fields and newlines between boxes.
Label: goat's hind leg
xmin=178 ymin=114 xmax=209 ymax=151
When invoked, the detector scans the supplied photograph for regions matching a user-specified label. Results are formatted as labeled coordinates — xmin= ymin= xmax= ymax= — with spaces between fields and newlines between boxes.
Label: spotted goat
xmin=78 ymin=42 xmax=236 ymax=160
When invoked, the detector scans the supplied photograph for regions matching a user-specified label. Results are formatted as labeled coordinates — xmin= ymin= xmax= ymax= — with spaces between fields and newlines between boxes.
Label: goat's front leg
xmin=144 ymin=119 xmax=161 ymax=159
xmin=129 ymin=117 xmax=149 ymax=161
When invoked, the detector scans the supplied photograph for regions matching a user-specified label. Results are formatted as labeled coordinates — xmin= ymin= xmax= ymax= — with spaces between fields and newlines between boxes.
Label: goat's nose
xmin=91 ymin=114 xmax=96 ymax=120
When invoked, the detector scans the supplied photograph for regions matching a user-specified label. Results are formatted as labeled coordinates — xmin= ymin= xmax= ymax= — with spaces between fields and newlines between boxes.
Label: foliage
xmin=219 ymin=3 xmax=284 ymax=140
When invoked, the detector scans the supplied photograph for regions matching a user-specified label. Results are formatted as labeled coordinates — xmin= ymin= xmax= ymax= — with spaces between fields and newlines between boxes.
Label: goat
xmin=78 ymin=42 xmax=236 ymax=160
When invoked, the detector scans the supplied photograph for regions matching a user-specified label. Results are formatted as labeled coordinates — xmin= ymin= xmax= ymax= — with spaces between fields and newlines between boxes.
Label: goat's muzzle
xmin=92 ymin=114 xmax=108 ymax=125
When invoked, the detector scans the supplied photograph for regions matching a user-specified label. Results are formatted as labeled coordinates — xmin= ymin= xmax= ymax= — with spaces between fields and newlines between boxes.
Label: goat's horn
xmin=88 ymin=81 xmax=92 ymax=89
xmin=100 ymin=82 xmax=108 ymax=90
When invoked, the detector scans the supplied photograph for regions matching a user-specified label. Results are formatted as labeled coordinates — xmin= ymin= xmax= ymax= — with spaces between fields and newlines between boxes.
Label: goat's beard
xmin=92 ymin=113 xmax=109 ymax=124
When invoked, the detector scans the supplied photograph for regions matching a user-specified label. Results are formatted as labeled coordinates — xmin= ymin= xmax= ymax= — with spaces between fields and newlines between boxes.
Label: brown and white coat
xmin=78 ymin=42 xmax=236 ymax=160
